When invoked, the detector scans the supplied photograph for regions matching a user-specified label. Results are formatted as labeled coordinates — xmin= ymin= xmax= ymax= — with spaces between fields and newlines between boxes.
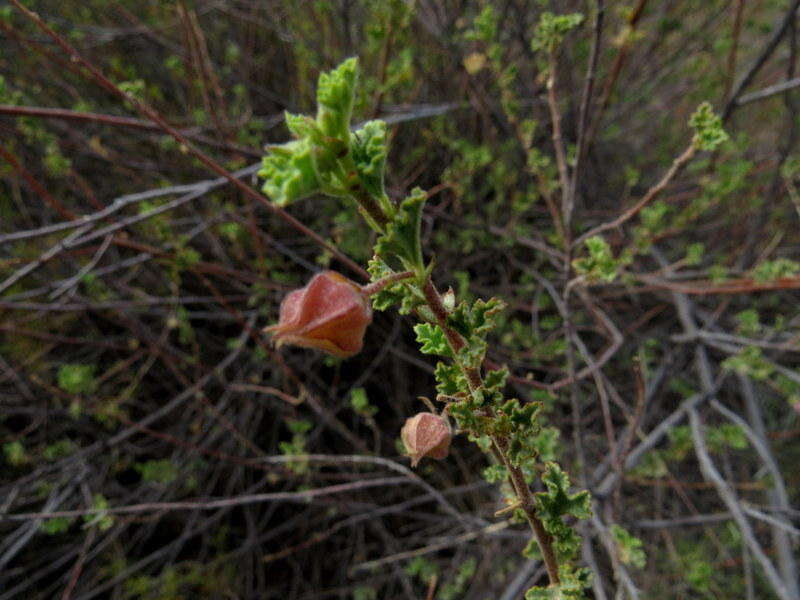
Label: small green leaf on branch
xmin=414 ymin=323 xmax=452 ymax=356
xmin=375 ymin=187 xmax=427 ymax=270
xmin=531 ymin=12 xmax=584 ymax=54
xmin=689 ymin=102 xmax=728 ymax=151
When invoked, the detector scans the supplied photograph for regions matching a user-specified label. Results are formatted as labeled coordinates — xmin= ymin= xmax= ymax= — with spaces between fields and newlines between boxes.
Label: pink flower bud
xmin=265 ymin=271 xmax=372 ymax=358
xmin=401 ymin=412 xmax=452 ymax=467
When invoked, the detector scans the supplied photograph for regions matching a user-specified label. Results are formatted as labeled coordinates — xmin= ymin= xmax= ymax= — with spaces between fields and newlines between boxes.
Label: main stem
xmin=421 ymin=279 xmax=562 ymax=585
xmin=347 ymin=137 xmax=562 ymax=586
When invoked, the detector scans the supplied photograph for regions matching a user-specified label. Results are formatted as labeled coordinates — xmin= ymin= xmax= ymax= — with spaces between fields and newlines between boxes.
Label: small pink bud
xmin=401 ymin=412 xmax=452 ymax=467
xmin=265 ymin=271 xmax=372 ymax=358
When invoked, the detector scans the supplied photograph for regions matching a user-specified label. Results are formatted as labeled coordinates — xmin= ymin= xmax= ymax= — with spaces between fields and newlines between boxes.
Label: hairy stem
xmin=361 ymin=270 xmax=414 ymax=296
xmin=420 ymin=277 xmax=562 ymax=585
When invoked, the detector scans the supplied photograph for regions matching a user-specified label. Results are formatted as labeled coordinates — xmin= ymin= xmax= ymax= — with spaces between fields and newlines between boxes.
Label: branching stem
xmin=420 ymin=277 xmax=562 ymax=585
xmin=361 ymin=271 xmax=415 ymax=296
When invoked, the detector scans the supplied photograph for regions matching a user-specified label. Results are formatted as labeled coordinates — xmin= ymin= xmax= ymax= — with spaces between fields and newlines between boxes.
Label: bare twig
xmin=573 ymin=143 xmax=696 ymax=248
xmin=723 ymin=0 xmax=800 ymax=119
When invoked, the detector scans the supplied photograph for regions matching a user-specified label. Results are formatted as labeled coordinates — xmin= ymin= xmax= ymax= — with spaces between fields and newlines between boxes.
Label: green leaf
xmin=534 ymin=463 xmax=592 ymax=562
xmin=531 ymin=12 xmax=584 ymax=54
xmin=447 ymin=297 xmax=505 ymax=339
xmin=414 ymin=323 xmax=452 ymax=356
xmin=350 ymin=387 xmax=377 ymax=417
xmin=287 ymin=419 xmax=312 ymax=435
xmin=43 ymin=439 xmax=76 ymax=461
xmin=532 ymin=427 xmax=559 ymax=462
xmin=525 ymin=566 xmax=591 ymax=599
xmin=464 ymin=5 xmax=498 ymax=42
xmin=259 ymin=139 xmax=321 ymax=206
xmin=538 ymin=463 xmax=592 ymax=520
xmin=689 ymin=102 xmax=728 ymax=151
xmin=610 ymin=524 xmax=647 ymax=568
xmin=284 ymin=111 xmax=318 ymax=139
xmin=707 ymin=424 xmax=748 ymax=451
xmin=83 ymin=494 xmax=113 ymax=531
xmin=316 ymin=57 xmax=358 ymax=140
xmin=351 ymin=120 xmax=388 ymax=201
xmin=434 ymin=361 xmax=465 ymax=397
xmin=57 ymin=363 xmax=97 ymax=395
xmin=470 ymin=298 xmax=505 ymax=336
xmin=484 ymin=367 xmax=509 ymax=401
xmin=685 ymin=242 xmax=705 ymax=266
xmin=375 ymin=187 xmax=427 ymax=270
xmin=366 ymin=256 xmax=422 ymax=313
xmin=135 ymin=459 xmax=178 ymax=484
xmin=722 ymin=346 xmax=773 ymax=380
xmin=3 ymin=441 xmax=27 ymax=466
xmin=492 ymin=399 xmax=542 ymax=467
xmin=750 ymin=258 xmax=800 ymax=282
xmin=573 ymin=236 xmax=620 ymax=282
xmin=41 ymin=517 xmax=73 ymax=535
xmin=482 ymin=463 xmax=508 ymax=483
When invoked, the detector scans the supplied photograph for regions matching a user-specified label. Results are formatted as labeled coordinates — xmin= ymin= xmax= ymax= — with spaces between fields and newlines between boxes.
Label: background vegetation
xmin=1 ymin=1 xmax=799 ymax=598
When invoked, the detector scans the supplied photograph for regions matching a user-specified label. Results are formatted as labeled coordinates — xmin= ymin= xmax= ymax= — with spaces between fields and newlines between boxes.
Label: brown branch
xmin=723 ymin=0 xmax=800 ymax=120
xmin=7 ymin=0 xmax=367 ymax=280
xmin=1 ymin=478 xmax=409 ymax=522
xmin=569 ymin=0 xmax=605 ymax=223
xmin=546 ymin=50 xmax=572 ymax=231
xmin=0 ymin=104 xmax=262 ymax=156
xmin=573 ymin=143 xmax=696 ymax=248
xmin=583 ymin=0 xmax=649 ymax=151
xmin=636 ymin=274 xmax=800 ymax=295
xmin=0 ymin=145 xmax=75 ymax=221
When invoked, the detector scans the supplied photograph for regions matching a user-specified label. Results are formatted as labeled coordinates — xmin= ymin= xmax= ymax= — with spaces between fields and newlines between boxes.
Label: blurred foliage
xmin=1 ymin=0 xmax=799 ymax=598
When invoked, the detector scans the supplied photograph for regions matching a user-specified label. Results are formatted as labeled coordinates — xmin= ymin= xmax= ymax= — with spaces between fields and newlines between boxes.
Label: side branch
xmin=420 ymin=277 xmax=562 ymax=585
xmin=573 ymin=143 xmax=696 ymax=248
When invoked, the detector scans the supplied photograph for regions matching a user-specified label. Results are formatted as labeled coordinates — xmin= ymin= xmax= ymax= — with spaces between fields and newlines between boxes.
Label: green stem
xmin=349 ymin=181 xmax=389 ymax=231
xmin=339 ymin=153 xmax=390 ymax=231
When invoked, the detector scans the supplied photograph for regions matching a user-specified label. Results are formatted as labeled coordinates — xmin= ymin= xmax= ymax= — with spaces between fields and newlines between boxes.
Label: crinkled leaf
xmin=471 ymin=297 xmax=505 ymax=336
xmin=367 ymin=256 xmax=412 ymax=311
xmin=448 ymin=396 xmax=485 ymax=431
xmin=434 ymin=362 xmax=464 ymax=397
xmin=531 ymin=12 xmax=584 ymax=54
xmin=525 ymin=566 xmax=591 ymax=599
xmin=351 ymin=120 xmax=388 ymax=200
xmin=690 ymin=102 xmax=728 ymax=151
xmin=455 ymin=335 xmax=488 ymax=370
xmin=484 ymin=367 xmax=508 ymax=401
xmin=414 ymin=323 xmax=451 ymax=356
xmin=534 ymin=463 xmax=592 ymax=561
xmin=610 ymin=524 xmax=647 ymax=569
xmin=375 ymin=187 xmax=426 ymax=270
xmin=260 ymin=140 xmax=320 ymax=206
xmin=316 ymin=57 xmax=358 ymax=140
xmin=573 ymin=236 xmax=620 ymax=283
xmin=285 ymin=111 xmax=318 ymax=139
xmin=447 ymin=297 xmax=505 ymax=339
xmin=537 ymin=462 xmax=592 ymax=520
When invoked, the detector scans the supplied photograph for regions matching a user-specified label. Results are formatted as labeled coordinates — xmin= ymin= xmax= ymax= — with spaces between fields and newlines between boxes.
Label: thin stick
xmin=723 ymin=0 xmax=800 ymax=119
xmin=583 ymin=0 xmax=649 ymax=151
xmin=546 ymin=50 xmax=572 ymax=230
xmin=568 ymin=0 xmax=605 ymax=218
xmin=0 ymin=477 xmax=409 ymax=522
xmin=573 ymin=143 xmax=696 ymax=248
